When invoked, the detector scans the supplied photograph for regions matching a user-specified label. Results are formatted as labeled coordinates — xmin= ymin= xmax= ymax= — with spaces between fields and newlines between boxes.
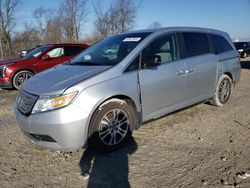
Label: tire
xmin=88 ymin=99 xmax=135 ymax=152
xmin=13 ymin=70 xmax=33 ymax=90
xmin=241 ymin=51 xmax=247 ymax=58
xmin=243 ymin=51 xmax=247 ymax=58
xmin=210 ymin=74 xmax=232 ymax=107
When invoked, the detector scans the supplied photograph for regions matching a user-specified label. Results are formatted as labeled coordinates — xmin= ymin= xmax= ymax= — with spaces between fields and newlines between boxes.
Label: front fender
xmin=69 ymin=71 xmax=141 ymax=141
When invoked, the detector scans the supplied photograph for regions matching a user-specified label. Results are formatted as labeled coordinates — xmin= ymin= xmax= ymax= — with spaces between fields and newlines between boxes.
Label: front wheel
xmin=13 ymin=70 xmax=33 ymax=89
xmin=210 ymin=74 xmax=232 ymax=107
xmin=88 ymin=99 xmax=135 ymax=152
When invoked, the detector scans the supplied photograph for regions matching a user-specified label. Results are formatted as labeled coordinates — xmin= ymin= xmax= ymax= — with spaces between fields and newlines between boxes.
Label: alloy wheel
xmin=14 ymin=71 xmax=33 ymax=89
xmin=98 ymin=109 xmax=129 ymax=146
xmin=218 ymin=79 xmax=231 ymax=104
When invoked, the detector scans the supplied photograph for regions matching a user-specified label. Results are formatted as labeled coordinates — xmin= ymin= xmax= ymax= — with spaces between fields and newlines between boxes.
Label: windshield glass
xmin=23 ymin=45 xmax=51 ymax=59
xmin=68 ymin=32 xmax=151 ymax=66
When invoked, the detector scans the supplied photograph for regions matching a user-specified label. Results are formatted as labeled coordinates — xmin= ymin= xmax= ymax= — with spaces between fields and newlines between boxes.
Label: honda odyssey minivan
xmin=14 ymin=27 xmax=241 ymax=152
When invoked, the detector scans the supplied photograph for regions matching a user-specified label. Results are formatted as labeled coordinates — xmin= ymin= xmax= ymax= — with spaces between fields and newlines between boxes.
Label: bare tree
xmin=93 ymin=1 xmax=109 ymax=39
xmin=33 ymin=7 xmax=62 ymax=43
xmin=148 ymin=21 xmax=162 ymax=29
xmin=113 ymin=0 xmax=138 ymax=33
xmin=108 ymin=4 xmax=120 ymax=35
xmin=33 ymin=7 xmax=48 ymax=40
xmin=59 ymin=0 xmax=88 ymax=42
xmin=0 ymin=0 xmax=20 ymax=58
xmin=44 ymin=16 xmax=63 ymax=43
xmin=12 ymin=24 xmax=41 ymax=54
xmin=93 ymin=0 xmax=140 ymax=39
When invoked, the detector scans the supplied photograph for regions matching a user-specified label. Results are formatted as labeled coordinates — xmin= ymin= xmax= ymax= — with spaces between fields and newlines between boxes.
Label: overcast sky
xmin=17 ymin=0 xmax=250 ymax=41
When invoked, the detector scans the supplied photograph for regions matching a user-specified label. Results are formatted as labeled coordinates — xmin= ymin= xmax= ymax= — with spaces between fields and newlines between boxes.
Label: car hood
xmin=22 ymin=65 xmax=111 ymax=96
xmin=0 ymin=57 xmax=22 ymax=66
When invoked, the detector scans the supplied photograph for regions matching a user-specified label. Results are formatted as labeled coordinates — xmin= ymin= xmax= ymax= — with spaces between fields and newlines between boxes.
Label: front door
xmin=139 ymin=34 xmax=187 ymax=122
xmin=36 ymin=47 xmax=68 ymax=72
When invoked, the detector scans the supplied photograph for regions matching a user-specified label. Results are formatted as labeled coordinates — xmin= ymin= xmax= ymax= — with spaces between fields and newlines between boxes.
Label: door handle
xmin=176 ymin=68 xmax=194 ymax=76
xmin=184 ymin=68 xmax=195 ymax=74
xmin=189 ymin=67 xmax=194 ymax=73
xmin=176 ymin=70 xmax=185 ymax=76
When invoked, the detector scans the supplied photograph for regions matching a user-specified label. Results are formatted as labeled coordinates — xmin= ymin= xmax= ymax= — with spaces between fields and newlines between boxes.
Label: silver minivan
xmin=14 ymin=27 xmax=241 ymax=152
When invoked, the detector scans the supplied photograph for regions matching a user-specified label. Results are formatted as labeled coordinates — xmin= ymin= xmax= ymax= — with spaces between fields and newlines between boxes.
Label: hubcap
xmin=218 ymin=79 xmax=230 ymax=104
xmin=98 ymin=109 xmax=129 ymax=146
xmin=15 ymin=72 xmax=33 ymax=88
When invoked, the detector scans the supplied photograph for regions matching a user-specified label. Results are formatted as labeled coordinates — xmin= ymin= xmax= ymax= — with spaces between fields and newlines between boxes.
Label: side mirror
xmin=19 ymin=50 xmax=28 ymax=57
xmin=154 ymin=55 xmax=162 ymax=64
xmin=42 ymin=54 xmax=51 ymax=61
xmin=142 ymin=55 xmax=161 ymax=68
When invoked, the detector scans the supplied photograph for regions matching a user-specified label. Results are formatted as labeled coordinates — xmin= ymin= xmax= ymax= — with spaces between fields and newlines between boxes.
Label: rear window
xmin=183 ymin=32 xmax=210 ymax=58
xmin=211 ymin=34 xmax=233 ymax=54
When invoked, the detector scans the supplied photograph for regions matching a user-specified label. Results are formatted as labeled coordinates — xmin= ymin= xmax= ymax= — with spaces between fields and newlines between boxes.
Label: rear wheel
xmin=88 ymin=99 xmax=135 ymax=152
xmin=210 ymin=74 xmax=232 ymax=107
xmin=13 ymin=70 xmax=33 ymax=89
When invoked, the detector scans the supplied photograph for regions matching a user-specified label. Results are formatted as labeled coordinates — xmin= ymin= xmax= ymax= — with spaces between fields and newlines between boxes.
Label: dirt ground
xmin=0 ymin=58 xmax=250 ymax=188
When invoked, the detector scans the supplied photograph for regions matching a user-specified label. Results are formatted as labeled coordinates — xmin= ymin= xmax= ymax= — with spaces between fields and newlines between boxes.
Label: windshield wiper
xmin=68 ymin=61 xmax=100 ymax=66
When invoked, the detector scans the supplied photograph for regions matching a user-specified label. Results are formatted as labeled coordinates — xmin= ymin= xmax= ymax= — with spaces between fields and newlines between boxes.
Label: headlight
xmin=1 ymin=66 xmax=6 ymax=77
xmin=0 ymin=63 xmax=15 ymax=77
xmin=32 ymin=91 xmax=78 ymax=113
xmin=238 ymin=49 xmax=244 ymax=52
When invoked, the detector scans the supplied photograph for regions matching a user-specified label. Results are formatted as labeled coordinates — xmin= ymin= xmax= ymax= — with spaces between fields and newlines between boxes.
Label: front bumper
xmin=0 ymin=77 xmax=12 ymax=88
xmin=14 ymin=102 xmax=90 ymax=151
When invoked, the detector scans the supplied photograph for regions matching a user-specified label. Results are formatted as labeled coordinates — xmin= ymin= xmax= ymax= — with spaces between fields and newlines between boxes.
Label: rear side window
xmin=64 ymin=46 xmax=84 ymax=56
xmin=211 ymin=34 xmax=233 ymax=54
xmin=183 ymin=32 xmax=210 ymax=57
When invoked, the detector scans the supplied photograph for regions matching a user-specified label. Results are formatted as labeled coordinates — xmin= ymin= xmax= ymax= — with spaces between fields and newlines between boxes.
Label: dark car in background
xmin=0 ymin=43 xmax=89 ymax=89
xmin=234 ymin=42 xmax=250 ymax=58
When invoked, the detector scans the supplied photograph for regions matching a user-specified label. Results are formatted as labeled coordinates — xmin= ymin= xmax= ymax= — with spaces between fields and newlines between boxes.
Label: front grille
xmin=16 ymin=90 xmax=39 ymax=116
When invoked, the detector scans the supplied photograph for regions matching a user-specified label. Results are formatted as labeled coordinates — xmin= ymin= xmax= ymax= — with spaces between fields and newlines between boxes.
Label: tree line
xmin=0 ymin=0 xmax=146 ymax=58
xmin=0 ymin=0 xmax=162 ymax=58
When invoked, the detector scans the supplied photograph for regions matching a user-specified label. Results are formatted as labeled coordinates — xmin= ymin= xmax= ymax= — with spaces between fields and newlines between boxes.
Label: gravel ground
xmin=0 ymin=58 xmax=250 ymax=188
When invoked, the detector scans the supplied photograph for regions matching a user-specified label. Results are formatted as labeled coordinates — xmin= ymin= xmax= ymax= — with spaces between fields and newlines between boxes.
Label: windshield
xmin=68 ymin=32 xmax=151 ymax=66
xmin=23 ymin=45 xmax=51 ymax=59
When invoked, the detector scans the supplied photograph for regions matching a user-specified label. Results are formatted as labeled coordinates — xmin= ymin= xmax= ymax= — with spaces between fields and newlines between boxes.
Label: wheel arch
xmin=223 ymin=72 xmax=234 ymax=87
xmin=86 ymin=94 xmax=141 ymax=141
xmin=12 ymin=68 xmax=35 ymax=79
xmin=11 ymin=69 xmax=35 ymax=88
xmin=217 ymin=72 xmax=234 ymax=89
xmin=223 ymin=72 xmax=233 ymax=81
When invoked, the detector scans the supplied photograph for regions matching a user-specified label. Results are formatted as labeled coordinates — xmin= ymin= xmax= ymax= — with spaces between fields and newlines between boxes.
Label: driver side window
xmin=46 ymin=47 xmax=64 ymax=58
xmin=142 ymin=34 xmax=179 ymax=65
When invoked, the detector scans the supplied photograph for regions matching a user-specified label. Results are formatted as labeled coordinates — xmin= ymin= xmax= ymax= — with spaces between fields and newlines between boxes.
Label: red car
xmin=0 ymin=43 xmax=89 ymax=89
